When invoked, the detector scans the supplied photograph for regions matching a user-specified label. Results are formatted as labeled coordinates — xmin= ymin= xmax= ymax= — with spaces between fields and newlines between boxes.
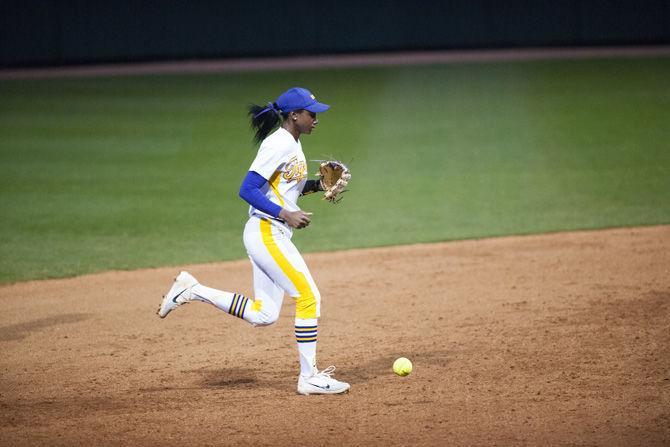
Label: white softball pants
xmin=243 ymin=216 xmax=321 ymax=323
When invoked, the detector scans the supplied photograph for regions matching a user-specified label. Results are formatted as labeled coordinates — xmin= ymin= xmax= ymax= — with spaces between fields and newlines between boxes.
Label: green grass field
xmin=1 ymin=57 xmax=669 ymax=283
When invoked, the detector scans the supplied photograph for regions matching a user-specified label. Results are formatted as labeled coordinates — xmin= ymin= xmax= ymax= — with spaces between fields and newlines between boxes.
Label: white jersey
xmin=248 ymin=127 xmax=307 ymax=230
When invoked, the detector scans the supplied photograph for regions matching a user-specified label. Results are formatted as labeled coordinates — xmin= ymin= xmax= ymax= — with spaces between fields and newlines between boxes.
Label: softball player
xmin=158 ymin=87 xmax=350 ymax=395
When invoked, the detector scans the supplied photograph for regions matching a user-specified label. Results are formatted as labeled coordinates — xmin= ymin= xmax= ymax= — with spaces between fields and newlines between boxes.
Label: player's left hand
xmin=318 ymin=161 xmax=351 ymax=203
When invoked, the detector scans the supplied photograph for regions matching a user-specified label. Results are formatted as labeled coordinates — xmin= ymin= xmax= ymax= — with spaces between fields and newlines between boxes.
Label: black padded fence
xmin=1 ymin=0 xmax=669 ymax=67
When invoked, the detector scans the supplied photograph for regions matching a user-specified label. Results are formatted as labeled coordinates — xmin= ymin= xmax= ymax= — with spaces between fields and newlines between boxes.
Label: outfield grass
xmin=1 ymin=57 xmax=669 ymax=283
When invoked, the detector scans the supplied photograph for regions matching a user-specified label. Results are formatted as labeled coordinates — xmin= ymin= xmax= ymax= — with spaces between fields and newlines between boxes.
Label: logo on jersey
xmin=283 ymin=157 xmax=307 ymax=182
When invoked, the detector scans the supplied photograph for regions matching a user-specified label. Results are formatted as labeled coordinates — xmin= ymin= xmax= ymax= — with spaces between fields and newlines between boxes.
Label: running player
xmin=157 ymin=87 xmax=350 ymax=395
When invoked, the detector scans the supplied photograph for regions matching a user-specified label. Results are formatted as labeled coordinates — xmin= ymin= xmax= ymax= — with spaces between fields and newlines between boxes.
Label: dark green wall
xmin=2 ymin=0 xmax=669 ymax=67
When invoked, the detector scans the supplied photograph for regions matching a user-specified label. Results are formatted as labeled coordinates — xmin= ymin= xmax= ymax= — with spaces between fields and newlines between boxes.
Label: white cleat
xmin=157 ymin=271 xmax=199 ymax=318
xmin=297 ymin=366 xmax=350 ymax=395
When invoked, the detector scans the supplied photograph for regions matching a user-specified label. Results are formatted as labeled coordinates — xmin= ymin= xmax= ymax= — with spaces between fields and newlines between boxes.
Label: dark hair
xmin=248 ymin=103 xmax=288 ymax=144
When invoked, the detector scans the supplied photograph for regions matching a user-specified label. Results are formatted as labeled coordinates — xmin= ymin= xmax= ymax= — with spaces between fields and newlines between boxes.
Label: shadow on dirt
xmin=201 ymin=368 xmax=258 ymax=388
xmin=199 ymin=367 xmax=287 ymax=391
xmin=346 ymin=349 xmax=451 ymax=384
xmin=0 ymin=313 xmax=91 ymax=341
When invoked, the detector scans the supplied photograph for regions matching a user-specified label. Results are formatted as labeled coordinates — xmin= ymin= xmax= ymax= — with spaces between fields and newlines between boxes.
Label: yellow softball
xmin=393 ymin=357 xmax=412 ymax=376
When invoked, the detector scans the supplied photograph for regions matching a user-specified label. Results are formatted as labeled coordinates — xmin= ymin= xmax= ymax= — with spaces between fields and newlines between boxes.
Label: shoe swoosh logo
xmin=172 ymin=288 xmax=187 ymax=303
xmin=310 ymin=383 xmax=330 ymax=390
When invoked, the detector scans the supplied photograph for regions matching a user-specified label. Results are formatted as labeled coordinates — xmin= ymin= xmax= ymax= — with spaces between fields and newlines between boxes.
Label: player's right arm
xmin=238 ymin=172 xmax=312 ymax=229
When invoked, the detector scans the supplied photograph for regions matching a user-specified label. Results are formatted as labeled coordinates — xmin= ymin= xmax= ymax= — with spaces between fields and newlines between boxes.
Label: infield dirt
xmin=1 ymin=226 xmax=668 ymax=446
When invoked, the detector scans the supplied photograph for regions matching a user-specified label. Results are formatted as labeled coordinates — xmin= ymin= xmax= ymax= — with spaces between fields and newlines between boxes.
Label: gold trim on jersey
xmin=268 ymin=170 xmax=285 ymax=206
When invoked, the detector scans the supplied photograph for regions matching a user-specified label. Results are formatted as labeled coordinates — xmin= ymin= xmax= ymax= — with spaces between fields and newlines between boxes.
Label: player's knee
xmin=254 ymin=309 xmax=279 ymax=326
xmin=251 ymin=300 xmax=279 ymax=327
xmin=295 ymin=292 xmax=320 ymax=320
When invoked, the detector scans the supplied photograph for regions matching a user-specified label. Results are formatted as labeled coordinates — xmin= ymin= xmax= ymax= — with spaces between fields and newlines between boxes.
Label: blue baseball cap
xmin=275 ymin=87 xmax=330 ymax=113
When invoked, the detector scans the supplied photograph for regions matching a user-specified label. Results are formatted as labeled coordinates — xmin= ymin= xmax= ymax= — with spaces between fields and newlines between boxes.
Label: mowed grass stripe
xmin=1 ymin=58 xmax=669 ymax=283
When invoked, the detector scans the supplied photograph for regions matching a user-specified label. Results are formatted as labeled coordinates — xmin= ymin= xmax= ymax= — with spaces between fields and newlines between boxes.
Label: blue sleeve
xmin=239 ymin=171 xmax=283 ymax=218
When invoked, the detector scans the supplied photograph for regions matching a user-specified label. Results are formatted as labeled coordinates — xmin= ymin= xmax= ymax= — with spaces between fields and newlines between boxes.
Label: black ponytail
xmin=248 ymin=102 xmax=287 ymax=144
